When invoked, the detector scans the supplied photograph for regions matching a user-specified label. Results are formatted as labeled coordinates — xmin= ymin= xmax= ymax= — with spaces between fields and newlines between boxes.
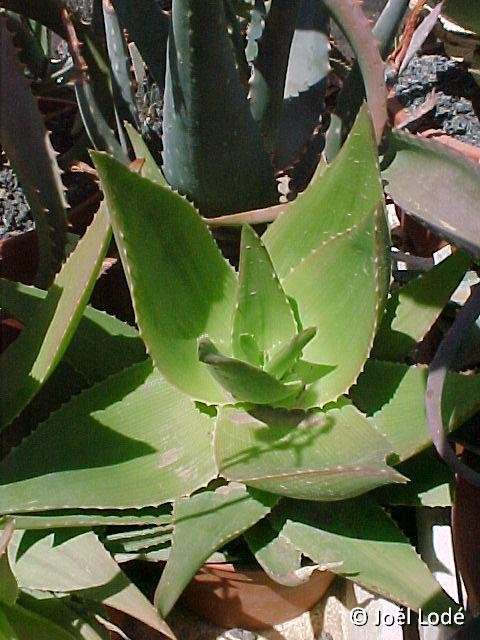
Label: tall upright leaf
xmin=93 ymin=152 xmax=237 ymax=402
xmin=264 ymin=105 xmax=384 ymax=278
xmin=281 ymin=205 xmax=390 ymax=407
xmin=162 ymin=0 xmax=277 ymax=215
xmin=232 ymin=225 xmax=297 ymax=365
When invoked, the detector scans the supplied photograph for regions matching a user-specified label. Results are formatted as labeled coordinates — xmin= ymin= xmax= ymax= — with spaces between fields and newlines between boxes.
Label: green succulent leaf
xmin=0 ymin=360 xmax=217 ymax=512
xmin=92 ymin=152 xmax=237 ymax=403
xmin=444 ymin=0 xmax=480 ymax=34
xmin=264 ymin=104 xmax=384 ymax=278
xmin=382 ymin=129 xmax=480 ymax=258
xmin=274 ymin=0 xmax=331 ymax=170
xmin=0 ymin=207 xmax=111 ymax=429
xmin=232 ymin=225 xmax=297 ymax=365
xmin=376 ymin=449 xmax=454 ymax=508
xmin=281 ymin=205 xmax=390 ymax=408
xmin=0 ymin=602 xmax=79 ymax=640
xmin=244 ymin=518 xmax=337 ymax=587
xmin=8 ymin=529 xmax=173 ymax=638
xmin=214 ymin=403 xmax=405 ymax=501
xmin=373 ymin=251 xmax=471 ymax=361
xmin=11 ymin=592 xmax=108 ymax=640
xmin=0 ymin=524 xmax=18 ymax=607
xmin=0 ymin=17 xmax=67 ymax=287
xmin=271 ymin=496 xmax=457 ymax=614
xmin=162 ymin=0 xmax=277 ymax=215
xmin=264 ymin=327 xmax=317 ymax=379
xmin=155 ymin=484 xmax=278 ymax=617
xmin=198 ymin=337 xmax=303 ymax=404
xmin=352 ymin=360 xmax=480 ymax=461
xmin=0 ymin=279 xmax=146 ymax=386
xmin=0 ymin=508 xmax=171 ymax=531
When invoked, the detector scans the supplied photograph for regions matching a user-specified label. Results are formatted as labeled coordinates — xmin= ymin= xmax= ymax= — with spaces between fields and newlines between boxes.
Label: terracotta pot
xmin=180 ymin=563 xmax=335 ymax=630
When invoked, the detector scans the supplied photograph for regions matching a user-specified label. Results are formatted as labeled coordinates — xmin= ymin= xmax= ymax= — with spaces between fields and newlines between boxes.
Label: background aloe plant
xmin=1 ymin=0 xmax=480 ymax=637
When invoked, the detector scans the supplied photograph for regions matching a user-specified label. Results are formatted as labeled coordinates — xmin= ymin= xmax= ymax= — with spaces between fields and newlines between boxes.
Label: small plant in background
xmin=1 ymin=0 xmax=480 ymax=637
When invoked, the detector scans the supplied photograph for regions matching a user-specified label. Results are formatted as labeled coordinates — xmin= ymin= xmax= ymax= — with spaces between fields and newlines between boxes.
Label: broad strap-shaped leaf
xmin=263 ymin=104 xmax=384 ymax=278
xmin=382 ymin=129 xmax=480 ymax=258
xmin=92 ymin=152 xmax=237 ymax=403
xmin=1 ymin=279 xmax=146 ymax=385
xmin=0 ymin=17 xmax=67 ymax=287
xmin=232 ymin=225 xmax=297 ymax=365
xmin=198 ymin=337 xmax=303 ymax=404
xmin=214 ymin=404 xmax=405 ymax=501
xmin=0 ymin=360 xmax=217 ymax=512
xmin=271 ymin=496 xmax=457 ymax=614
xmin=162 ymin=0 xmax=277 ymax=215
xmin=351 ymin=360 xmax=480 ymax=461
xmin=244 ymin=518 xmax=338 ymax=587
xmin=125 ymin=122 xmax=167 ymax=187
xmin=0 ymin=207 xmax=111 ymax=429
xmin=373 ymin=251 xmax=471 ymax=361
xmin=155 ymin=484 xmax=278 ymax=617
xmin=280 ymin=204 xmax=390 ymax=407
xmin=8 ymin=530 xmax=174 ymax=638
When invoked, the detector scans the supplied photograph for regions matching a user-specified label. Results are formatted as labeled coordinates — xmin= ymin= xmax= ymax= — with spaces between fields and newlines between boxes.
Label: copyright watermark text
xmin=350 ymin=607 xmax=466 ymax=628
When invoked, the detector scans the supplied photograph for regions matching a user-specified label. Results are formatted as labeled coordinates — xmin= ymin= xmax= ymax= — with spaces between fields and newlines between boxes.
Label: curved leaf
xmin=382 ymin=129 xmax=480 ymax=258
xmin=272 ymin=496 xmax=457 ymax=614
xmin=373 ymin=251 xmax=471 ymax=361
xmin=198 ymin=337 xmax=302 ymax=404
xmin=321 ymin=0 xmax=387 ymax=144
xmin=155 ymin=484 xmax=277 ymax=617
xmin=214 ymin=404 xmax=405 ymax=501
xmin=352 ymin=360 xmax=480 ymax=461
xmin=0 ymin=279 xmax=146 ymax=385
xmin=281 ymin=205 xmax=390 ymax=407
xmin=264 ymin=104 xmax=384 ymax=278
xmin=8 ymin=530 xmax=173 ymax=638
xmin=92 ymin=152 xmax=237 ymax=403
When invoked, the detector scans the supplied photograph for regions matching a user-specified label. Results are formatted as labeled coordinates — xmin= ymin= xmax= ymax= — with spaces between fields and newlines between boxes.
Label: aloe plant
xmin=1 ymin=1 xmax=480 ymax=636
xmin=1 ymin=104 xmax=479 ymax=635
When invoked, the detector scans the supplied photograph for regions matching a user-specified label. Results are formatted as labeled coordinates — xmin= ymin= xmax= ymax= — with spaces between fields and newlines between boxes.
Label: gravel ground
xmin=395 ymin=54 xmax=480 ymax=146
